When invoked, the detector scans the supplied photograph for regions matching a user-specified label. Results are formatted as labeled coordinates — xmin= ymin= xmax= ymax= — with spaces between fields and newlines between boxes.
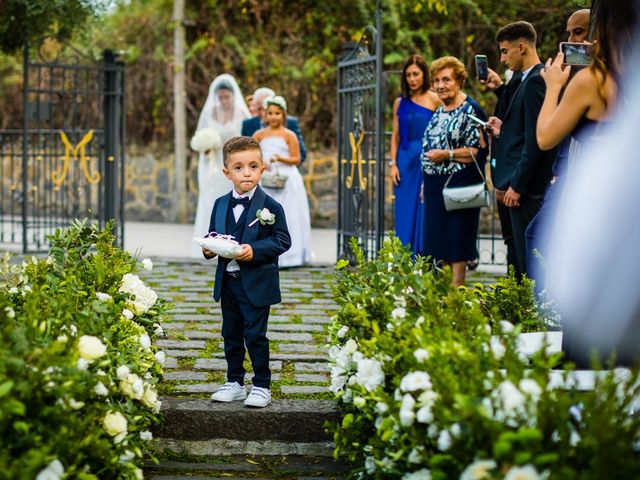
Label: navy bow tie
xmin=230 ymin=196 xmax=250 ymax=208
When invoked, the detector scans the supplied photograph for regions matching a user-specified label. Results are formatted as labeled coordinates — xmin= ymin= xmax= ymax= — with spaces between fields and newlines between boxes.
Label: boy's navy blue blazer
xmin=207 ymin=185 xmax=291 ymax=307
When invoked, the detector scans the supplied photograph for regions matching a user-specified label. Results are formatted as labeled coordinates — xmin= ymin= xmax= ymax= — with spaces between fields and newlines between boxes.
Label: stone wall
xmin=124 ymin=145 xmax=340 ymax=227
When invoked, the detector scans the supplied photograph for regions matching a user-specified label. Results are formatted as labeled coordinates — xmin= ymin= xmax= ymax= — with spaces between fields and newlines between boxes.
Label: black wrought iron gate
xmin=0 ymin=48 xmax=125 ymax=253
xmin=336 ymin=10 xmax=386 ymax=261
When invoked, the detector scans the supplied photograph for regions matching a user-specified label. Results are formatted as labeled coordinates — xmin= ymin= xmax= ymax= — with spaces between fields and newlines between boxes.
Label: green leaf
xmin=0 ymin=380 xmax=14 ymax=397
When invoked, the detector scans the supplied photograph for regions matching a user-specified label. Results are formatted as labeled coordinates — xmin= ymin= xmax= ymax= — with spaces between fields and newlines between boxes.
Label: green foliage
xmin=0 ymin=220 xmax=171 ymax=478
xmin=328 ymin=236 xmax=640 ymax=479
xmin=0 ymin=0 xmax=108 ymax=54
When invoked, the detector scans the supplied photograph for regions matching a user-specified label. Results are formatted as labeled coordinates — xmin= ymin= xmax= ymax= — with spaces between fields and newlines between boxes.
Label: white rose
xmin=391 ymin=307 xmax=406 ymax=320
xmin=489 ymin=337 xmax=506 ymax=360
xmin=495 ymin=380 xmax=526 ymax=417
xmin=68 ymin=399 xmax=84 ymax=410
xmin=258 ymin=208 xmax=273 ymax=221
xmin=103 ymin=411 xmax=127 ymax=436
xmin=153 ymin=400 xmax=162 ymax=413
xmin=96 ymin=292 xmax=112 ymax=301
xmin=56 ymin=335 xmax=68 ymax=343
xmin=119 ymin=273 xmax=158 ymax=314
xmin=342 ymin=339 xmax=358 ymax=355
xmin=77 ymin=335 xmax=107 ymax=361
xmin=140 ymin=430 xmax=153 ymax=441
xmin=437 ymin=429 xmax=452 ymax=451
xmin=414 ymin=348 xmax=429 ymax=362
xmin=120 ymin=373 xmax=144 ymax=400
xmin=399 ymin=394 xmax=416 ymax=427
xmin=519 ymin=379 xmax=542 ymax=401
xmin=116 ymin=365 xmax=130 ymax=380
xmin=122 ymin=308 xmax=134 ymax=320
xmin=76 ymin=358 xmax=89 ymax=371
xmin=407 ymin=447 xmax=423 ymax=464
xmin=35 ymin=459 xmax=64 ymax=480
xmin=353 ymin=357 xmax=385 ymax=391
xmin=375 ymin=401 xmax=389 ymax=413
xmin=140 ymin=333 xmax=151 ymax=350
xmin=503 ymin=464 xmax=542 ymax=480
xmin=460 ymin=459 xmax=497 ymax=480
xmin=364 ymin=456 xmax=376 ymax=474
xmin=94 ymin=381 xmax=109 ymax=396
xmin=353 ymin=396 xmax=366 ymax=408
xmin=402 ymin=469 xmax=432 ymax=480
xmin=153 ymin=323 xmax=164 ymax=336
xmin=4 ymin=307 xmax=15 ymax=319
xmin=118 ymin=450 xmax=135 ymax=463
xmin=141 ymin=385 xmax=158 ymax=408
xmin=416 ymin=405 xmax=434 ymax=424
xmin=499 ymin=320 xmax=515 ymax=333
xmin=337 ymin=326 xmax=349 ymax=338
xmin=141 ymin=258 xmax=153 ymax=270
xmin=154 ymin=351 xmax=166 ymax=365
xmin=400 ymin=371 xmax=432 ymax=392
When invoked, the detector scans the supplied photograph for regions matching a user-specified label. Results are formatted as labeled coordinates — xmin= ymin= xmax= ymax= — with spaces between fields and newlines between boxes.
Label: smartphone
xmin=559 ymin=42 xmax=591 ymax=66
xmin=475 ymin=55 xmax=489 ymax=81
xmin=468 ymin=113 xmax=487 ymax=127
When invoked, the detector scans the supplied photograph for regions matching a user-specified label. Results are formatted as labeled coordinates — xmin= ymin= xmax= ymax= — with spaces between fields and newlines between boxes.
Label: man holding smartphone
xmin=485 ymin=21 xmax=556 ymax=278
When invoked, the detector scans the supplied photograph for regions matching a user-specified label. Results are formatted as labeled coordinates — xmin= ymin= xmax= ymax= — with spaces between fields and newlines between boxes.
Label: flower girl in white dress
xmin=253 ymin=95 xmax=313 ymax=267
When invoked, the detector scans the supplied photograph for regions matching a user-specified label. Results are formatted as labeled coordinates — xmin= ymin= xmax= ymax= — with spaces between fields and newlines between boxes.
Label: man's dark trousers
xmin=497 ymin=201 xmax=521 ymax=278
xmin=510 ymin=193 xmax=545 ymax=278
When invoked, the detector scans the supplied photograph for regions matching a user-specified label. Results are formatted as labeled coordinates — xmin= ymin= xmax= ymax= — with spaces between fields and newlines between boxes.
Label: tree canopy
xmin=0 ymin=0 xmax=589 ymax=148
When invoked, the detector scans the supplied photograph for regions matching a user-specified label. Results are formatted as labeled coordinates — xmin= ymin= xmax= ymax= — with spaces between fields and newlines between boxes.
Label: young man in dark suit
xmin=241 ymin=87 xmax=307 ymax=164
xmin=202 ymin=136 xmax=291 ymax=408
xmin=487 ymin=21 xmax=556 ymax=278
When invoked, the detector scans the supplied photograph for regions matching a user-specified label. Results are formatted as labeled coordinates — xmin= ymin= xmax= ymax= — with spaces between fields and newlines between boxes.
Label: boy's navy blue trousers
xmin=220 ymin=273 xmax=271 ymax=388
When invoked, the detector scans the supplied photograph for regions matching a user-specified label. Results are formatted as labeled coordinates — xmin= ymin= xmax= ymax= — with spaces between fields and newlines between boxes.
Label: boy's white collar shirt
xmin=227 ymin=186 xmax=257 ymax=272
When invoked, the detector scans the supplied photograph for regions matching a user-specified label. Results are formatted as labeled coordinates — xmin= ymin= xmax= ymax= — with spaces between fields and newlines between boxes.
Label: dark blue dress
xmin=421 ymin=97 xmax=486 ymax=262
xmin=394 ymin=96 xmax=434 ymax=255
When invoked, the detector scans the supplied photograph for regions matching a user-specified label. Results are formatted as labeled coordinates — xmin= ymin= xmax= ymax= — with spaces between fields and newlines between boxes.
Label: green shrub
xmin=0 ymin=220 xmax=171 ymax=479
xmin=329 ymin=237 xmax=640 ymax=480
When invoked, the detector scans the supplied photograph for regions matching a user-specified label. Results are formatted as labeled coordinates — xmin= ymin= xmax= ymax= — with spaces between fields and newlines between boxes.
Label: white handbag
xmin=442 ymin=149 xmax=489 ymax=211
xmin=261 ymin=162 xmax=288 ymax=189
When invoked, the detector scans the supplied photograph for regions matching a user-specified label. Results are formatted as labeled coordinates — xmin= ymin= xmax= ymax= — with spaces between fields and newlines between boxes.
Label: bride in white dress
xmin=253 ymin=95 xmax=313 ymax=267
xmin=191 ymin=74 xmax=250 ymax=257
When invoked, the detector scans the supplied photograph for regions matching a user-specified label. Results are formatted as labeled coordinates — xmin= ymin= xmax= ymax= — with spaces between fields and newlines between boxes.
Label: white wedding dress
xmin=191 ymin=75 xmax=250 ymax=257
xmin=259 ymin=136 xmax=313 ymax=267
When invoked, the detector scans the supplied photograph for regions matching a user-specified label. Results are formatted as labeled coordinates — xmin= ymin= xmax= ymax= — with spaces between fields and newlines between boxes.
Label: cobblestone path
xmin=139 ymin=260 xmax=336 ymax=399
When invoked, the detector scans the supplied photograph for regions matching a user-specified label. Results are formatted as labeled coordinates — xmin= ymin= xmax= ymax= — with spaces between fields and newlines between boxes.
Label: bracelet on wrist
xmin=448 ymin=149 xmax=455 ymax=161
xmin=388 ymin=160 xmax=396 ymax=167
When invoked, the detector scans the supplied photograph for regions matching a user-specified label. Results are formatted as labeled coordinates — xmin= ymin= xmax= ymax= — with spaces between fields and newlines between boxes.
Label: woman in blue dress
xmin=421 ymin=56 xmax=487 ymax=286
xmin=389 ymin=55 xmax=441 ymax=255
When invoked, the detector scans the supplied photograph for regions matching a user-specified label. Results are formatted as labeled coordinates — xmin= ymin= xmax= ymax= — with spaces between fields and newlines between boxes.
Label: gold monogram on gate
xmin=52 ymin=130 xmax=100 ymax=191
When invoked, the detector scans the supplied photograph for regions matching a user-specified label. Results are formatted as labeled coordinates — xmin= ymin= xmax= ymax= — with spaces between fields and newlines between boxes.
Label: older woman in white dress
xmin=190 ymin=74 xmax=250 ymax=257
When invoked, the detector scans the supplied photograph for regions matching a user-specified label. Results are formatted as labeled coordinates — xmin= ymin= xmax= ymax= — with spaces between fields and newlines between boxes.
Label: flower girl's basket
xmin=261 ymin=162 xmax=287 ymax=189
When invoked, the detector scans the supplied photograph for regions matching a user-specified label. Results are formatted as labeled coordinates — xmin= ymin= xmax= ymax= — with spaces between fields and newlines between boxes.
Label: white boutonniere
xmin=249 ymin=208 xmax=276 ymax=227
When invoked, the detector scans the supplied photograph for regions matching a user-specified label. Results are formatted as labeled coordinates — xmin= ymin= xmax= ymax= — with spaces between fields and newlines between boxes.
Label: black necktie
xmin=230 ymin=196 xmax=250 ymax=209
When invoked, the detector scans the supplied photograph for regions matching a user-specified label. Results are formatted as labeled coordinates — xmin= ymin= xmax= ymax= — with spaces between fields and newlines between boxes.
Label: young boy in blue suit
xmin=202 ymin=136 xmax=291 ymax=408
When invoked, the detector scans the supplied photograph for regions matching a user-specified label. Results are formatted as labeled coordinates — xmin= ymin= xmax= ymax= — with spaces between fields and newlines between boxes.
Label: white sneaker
xmin=211 ymin=382 xmax=246 ymax=402
xmin=244 ymin=386 xmax=271 ymax=408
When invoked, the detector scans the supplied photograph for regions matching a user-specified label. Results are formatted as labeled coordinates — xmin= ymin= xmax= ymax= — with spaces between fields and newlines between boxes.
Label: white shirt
xmin=520 ymin=64 xmax=536 ymax=81
xmin=226 ymin=186 xmax=257 ymax=272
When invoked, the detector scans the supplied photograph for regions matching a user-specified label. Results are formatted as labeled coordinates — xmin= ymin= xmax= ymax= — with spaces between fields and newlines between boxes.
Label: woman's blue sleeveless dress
xmin=394 ymin=96 xmax=434 ymax=255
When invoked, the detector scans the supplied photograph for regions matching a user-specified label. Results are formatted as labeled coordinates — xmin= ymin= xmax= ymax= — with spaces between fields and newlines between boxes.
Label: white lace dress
xmin=190 ymin=119 xmax=242 ymax=257
xmin=259 ymin=136 xmax=313 ymax=267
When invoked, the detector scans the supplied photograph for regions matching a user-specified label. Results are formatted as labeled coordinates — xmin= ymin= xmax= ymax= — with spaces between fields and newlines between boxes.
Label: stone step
xmin=145 ymin=455 xmax=348 ymax=479
xmin=152 ymin=398 xmax=339 ymax=457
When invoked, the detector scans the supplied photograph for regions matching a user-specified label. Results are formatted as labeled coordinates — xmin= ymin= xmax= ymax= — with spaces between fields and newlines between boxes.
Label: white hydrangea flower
xmin=460 ymin=459 xmax=497 ymax=480
xmin=503 ymin=464 xmax=542 ymax=480
xmin=353 ymin=357 xmax=385 ymax=391
xmin=116 ymin=365 xmax=130 ymax=380
xmin=400 ymin=371 xmax=432 ymax=392
xmin=77 ymin=335 xmax=107 ymax=361
xmin=118 ymin=273 xmax=158 ymax=314
xmin=141 ymin=258 xmax=153 ymax=270
xmin=437 ymin=429 xmax=452 ymax=451
xmin=35 ymin=459 xmax=64 ymax=480
xmin=402 ymin=468 xmax=432 ymax=480
xmin=399 ymin=394 xmax=416 ymax=427
xmin=414 ymin=348 xmax=429 ymax=362
xmin=96 ymin=292 xmax=112 ymax=301
xmin=94 ymin=381 xmax=109 ymax=396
